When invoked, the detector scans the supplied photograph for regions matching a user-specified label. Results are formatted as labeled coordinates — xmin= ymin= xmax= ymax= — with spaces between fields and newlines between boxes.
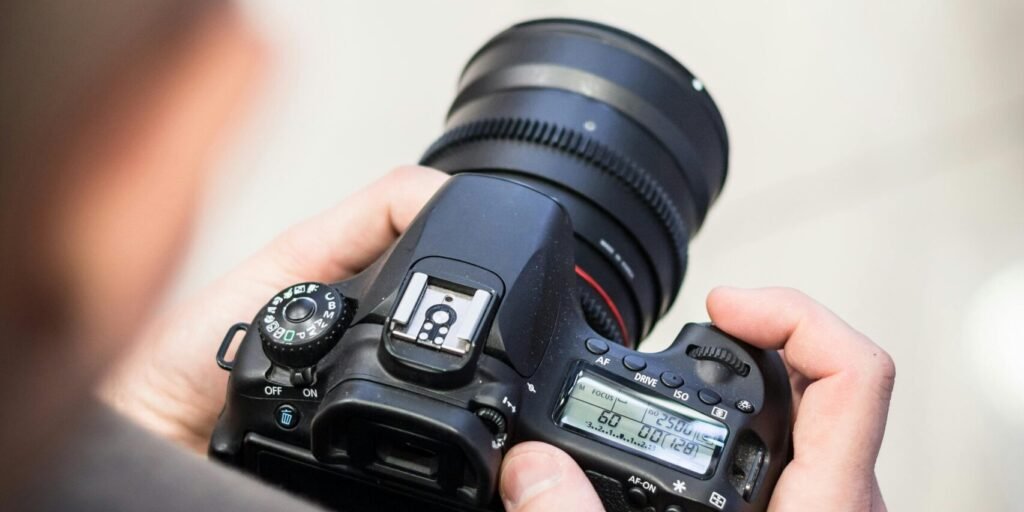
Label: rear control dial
xmin=258 ymin=282 xmax=353 ymax=369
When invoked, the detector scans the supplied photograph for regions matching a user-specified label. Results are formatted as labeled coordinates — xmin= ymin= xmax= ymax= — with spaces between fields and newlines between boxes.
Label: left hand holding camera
xmin=102 ymin=166 xmax=448 ymax=452
xmin=102 ymin=165 xmax=610 ymax=510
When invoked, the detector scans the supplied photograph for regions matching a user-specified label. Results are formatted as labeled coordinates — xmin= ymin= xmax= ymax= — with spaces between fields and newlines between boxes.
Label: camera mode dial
xmin=258 ymin=282 xmax=353 ymax=369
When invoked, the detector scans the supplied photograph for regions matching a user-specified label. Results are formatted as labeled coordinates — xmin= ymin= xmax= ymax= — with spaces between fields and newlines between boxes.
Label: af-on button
xmin=626 ymin=486 xmax=649 ymax=507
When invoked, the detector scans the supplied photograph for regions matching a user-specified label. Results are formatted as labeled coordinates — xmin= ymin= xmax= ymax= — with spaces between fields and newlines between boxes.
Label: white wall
xmin=173 ymin=2 xmax=1024 ymax=509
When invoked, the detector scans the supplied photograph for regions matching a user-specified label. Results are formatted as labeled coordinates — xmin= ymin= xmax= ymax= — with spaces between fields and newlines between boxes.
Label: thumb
xmin=499 ymin=442 xmax=604 ymax=512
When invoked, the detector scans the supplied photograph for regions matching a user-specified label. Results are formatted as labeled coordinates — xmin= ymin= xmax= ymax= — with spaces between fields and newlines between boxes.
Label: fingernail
xmin=500 ymin=451 xmax=563 ymax=508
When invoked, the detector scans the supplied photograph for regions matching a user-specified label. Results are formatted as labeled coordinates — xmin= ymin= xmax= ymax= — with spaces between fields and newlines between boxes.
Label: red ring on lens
xmin=576 ymin=265 xmax=631 ymax=347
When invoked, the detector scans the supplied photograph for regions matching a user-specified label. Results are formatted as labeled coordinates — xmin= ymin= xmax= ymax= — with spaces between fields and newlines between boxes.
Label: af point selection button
xmin=585 ymin=338 xmax=610 ymax=355
xmin=275 ymin=404 xmax=300 ymax=430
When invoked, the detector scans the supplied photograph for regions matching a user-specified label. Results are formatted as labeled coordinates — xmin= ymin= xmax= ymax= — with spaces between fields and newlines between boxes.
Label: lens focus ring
xmin=422 ymin=117 xmax=689 ymax=267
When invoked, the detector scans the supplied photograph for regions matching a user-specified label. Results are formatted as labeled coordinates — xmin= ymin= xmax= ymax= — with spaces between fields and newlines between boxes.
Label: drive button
xmin=623 ymin=355 xmax=647 ymax=371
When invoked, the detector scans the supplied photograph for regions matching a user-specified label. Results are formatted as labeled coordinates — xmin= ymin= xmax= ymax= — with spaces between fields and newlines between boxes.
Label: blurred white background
xmin=172 ymin=1 xmax=1024 ymax=510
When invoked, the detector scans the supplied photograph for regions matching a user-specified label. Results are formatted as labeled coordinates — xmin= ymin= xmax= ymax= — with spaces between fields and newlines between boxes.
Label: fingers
xmin=101 ymin=166 xmax=445 ymax=452
xmin=706 ymin=287 xmax=895 ymax=505
xmin=246 ymin=165 xmax=447 ymax=284
xmin=706 ymin=287 xmax=893 ymax=382
xmin=500 ymin=442 xmax=605 ymax=512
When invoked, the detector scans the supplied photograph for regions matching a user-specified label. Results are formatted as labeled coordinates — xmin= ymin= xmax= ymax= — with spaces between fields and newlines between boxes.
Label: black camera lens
xmin=421 ymin=19 xmax=728 ymax=346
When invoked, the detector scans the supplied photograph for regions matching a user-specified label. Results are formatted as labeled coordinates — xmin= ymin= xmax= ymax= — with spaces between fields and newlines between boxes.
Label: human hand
xmin=101 ymin=166 xmax=448 ymax=452
xmin=708 ymin=287 xmax=894 ymax=511
xmin=496 ymin=287 xmax=895 ymax=512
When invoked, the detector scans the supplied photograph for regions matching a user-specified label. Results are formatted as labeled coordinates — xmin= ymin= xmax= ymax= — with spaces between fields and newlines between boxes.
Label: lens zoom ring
xmin=421 ymin=117 xmax=689 ymax=270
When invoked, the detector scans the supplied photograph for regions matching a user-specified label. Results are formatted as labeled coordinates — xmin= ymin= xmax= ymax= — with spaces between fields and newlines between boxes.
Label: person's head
xmin=0 ymin=0 xmax=263 ymax=494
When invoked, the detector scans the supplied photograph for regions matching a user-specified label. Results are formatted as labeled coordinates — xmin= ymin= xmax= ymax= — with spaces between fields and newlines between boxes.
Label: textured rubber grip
xmin=585 ymin=470 xmax=632 ymax=512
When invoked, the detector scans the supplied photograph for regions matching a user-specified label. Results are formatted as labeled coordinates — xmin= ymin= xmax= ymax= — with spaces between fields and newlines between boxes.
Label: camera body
xmin=210 ymin=175 xmax=792 ymax=512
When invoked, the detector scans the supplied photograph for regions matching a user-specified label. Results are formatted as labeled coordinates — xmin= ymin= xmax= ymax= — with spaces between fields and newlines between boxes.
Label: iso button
xmin=275 ymin=404 xmax=300 ymax=430
xmin=660 ymin=371 xmax=684 ymax=388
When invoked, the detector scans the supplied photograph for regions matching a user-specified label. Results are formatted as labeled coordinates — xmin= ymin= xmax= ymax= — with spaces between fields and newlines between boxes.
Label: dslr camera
xmin=211 ymin=19 xmax=792 ymax=512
